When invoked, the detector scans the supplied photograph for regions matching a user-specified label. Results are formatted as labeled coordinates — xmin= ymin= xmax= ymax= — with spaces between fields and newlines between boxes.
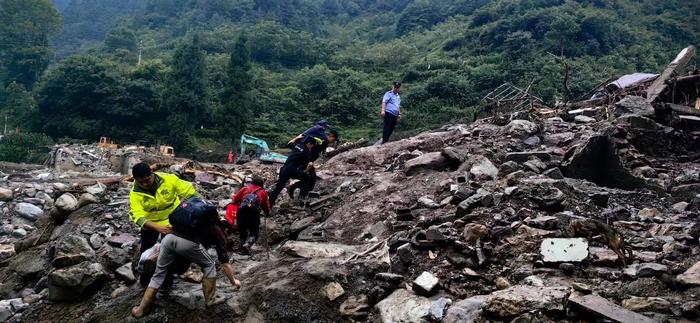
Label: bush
xmin=0 ymin=132 xmax=54 ymax=164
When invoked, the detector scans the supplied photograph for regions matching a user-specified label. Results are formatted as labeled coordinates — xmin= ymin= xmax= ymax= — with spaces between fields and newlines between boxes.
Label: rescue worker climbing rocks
xmin=128 ymin=162 xmax=199 ymax=285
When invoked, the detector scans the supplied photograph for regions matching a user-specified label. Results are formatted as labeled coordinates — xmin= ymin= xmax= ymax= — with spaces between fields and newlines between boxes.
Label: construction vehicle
xmin=238 ymin=134 xmax=287 ymax=164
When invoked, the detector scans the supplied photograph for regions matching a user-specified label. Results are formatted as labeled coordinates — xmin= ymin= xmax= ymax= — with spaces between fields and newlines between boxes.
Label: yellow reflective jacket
xmin=128 ymin=172 xmax=198 ymax=228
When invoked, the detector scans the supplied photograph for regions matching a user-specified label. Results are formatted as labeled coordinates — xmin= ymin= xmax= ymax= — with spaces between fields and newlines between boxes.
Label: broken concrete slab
xmin=412 ymin=271 xmax=439 ymax=296
xmin=375 ymin=288 xmax=431 ymax=323
xmin=484 ymin=285 xmax=570 ymax=318
xmin=568 ymin=293 xmax=657 ymax=323
xmin=540 ymin=238 xmax=589 ymax=263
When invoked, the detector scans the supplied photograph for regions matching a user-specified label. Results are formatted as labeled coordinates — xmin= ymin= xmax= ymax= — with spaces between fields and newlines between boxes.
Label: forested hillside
xmin=1 ymin=0 xmax=698 ymax=154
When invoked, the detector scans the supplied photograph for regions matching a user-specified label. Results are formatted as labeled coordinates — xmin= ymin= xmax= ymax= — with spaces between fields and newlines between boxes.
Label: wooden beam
xmin=646 ymin=45 xmax=696 ymax=103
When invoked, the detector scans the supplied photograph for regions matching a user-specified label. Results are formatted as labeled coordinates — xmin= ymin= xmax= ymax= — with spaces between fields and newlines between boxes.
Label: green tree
xmin=0 ymin=82 xmax=37 ymax=132
xmin=162 ymin=35 xmax=208 ymax=150
xmin=220 ymin=35 xmax=252 ymax=144
xmin=0 ymin=0 xmax=62 ymax=89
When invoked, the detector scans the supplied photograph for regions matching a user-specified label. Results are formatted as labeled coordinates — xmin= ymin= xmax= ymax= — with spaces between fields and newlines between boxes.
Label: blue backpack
xmin=169 ymin=197 xmax=217 ymax=234
xmin=237 ymin=188 xmax=263 ymax=216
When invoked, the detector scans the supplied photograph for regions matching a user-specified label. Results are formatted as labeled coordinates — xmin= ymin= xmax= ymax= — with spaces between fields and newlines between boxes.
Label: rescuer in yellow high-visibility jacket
xmin=128 ymin=162 xmax=199 ymax=285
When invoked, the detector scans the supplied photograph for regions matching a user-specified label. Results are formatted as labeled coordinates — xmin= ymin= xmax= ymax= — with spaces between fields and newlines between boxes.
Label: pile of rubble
xmin=0 ymin=48 xmax=698 ymax=323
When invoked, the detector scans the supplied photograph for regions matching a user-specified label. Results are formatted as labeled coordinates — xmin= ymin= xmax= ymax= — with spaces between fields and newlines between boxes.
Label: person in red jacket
xmin=231 ymin=175 xmax=270 ymax=253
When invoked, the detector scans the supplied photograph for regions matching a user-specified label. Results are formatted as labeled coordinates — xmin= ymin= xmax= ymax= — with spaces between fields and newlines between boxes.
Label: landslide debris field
xmin=1 ymin=60 xmax=700 ymax=322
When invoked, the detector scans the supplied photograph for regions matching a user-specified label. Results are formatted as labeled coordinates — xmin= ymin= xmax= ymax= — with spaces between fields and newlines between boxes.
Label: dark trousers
xmin=382 ymin=113 xmax=398 ymax=144
xmin=269 ymin=165 xmax=308 ymax=206
xmin=237 ymin=211 xmax=260 ymax=245
xmin=288 ymin=168 xmax=316 ymax=199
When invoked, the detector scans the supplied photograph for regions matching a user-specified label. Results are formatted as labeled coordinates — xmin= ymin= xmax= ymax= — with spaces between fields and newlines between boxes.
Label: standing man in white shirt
xmin=380 ymin=81 xmax=401 ymax=144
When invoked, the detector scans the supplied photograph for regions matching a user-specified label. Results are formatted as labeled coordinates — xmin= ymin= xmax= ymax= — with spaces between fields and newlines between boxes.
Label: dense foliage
xmin=0 ymin=132 xmax=53 ymax=163
xmin=1 ymin=0 xmax=698 ymax=157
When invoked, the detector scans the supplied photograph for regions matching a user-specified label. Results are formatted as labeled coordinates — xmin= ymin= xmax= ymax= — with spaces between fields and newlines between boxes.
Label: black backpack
xmin=237 ymin=188 xmax=262 ymax=216
xmin=169 ymin=197 xmax=217 ymax=234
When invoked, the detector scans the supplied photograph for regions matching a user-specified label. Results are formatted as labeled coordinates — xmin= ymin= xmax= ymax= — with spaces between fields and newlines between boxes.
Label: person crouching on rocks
xmin=230 ymin=175 xmax=270 ymax=254
xmin=131 ymin=198 xmax=241 ymax=318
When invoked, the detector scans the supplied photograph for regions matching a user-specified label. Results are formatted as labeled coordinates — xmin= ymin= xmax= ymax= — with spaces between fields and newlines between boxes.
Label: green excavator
xmin=238 ymin=134 xmax=288 ymax=164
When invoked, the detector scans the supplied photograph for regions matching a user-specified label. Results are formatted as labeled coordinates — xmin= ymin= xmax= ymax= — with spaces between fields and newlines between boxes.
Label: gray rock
xmin=543 ymin=167 xmax=564 ymax=179
xmin=499 ymin=161 xmax=521 ymax=174
xmin=456 ymin=191 xmax=493 ymax=217
xmin=622 ymin=297 xmax=671 ymax=312
xmin=55 ymin=193 xmax=78 ymax=212
xmin=397 ymin=243 xmax=413 ymax=263
xmin=0 ymin=298 xmax=23 ymax=322
xmin=484 ymin=285 xmax=571 ymax=318
xmin=677 ymin=261 xmax=700 ymax=286
xmin=624 ymin=263 xmax=668 ymax=278
xmin=506 ymin=120 xmax=538 ymax=137
xmin=11 ymin=228 xmax=27 ymax=238
xmin=523 ymin=157 xmax=547 ymax=173
xmin=505 ymin=151 xmax=551 ymax=163
xmin=0 ymin=244 xmax=15 ymax=261
xmin=672 ymin=202 xmax=689 ymax=212
xmin=89 ymin=233 xmax=103 ymax=249
xmin=425 ymin=227 xmax=446 ymax=241
xmin=418 ymin=196 xmax=440 ymax=209
xmin=0 ymin=188 xmax=13 ymax=201
xmin=15 ymin=203 xmax=43 ymax=221
xmin=115 ymin=262 xmax=136 ymax=283
xmin=404 ymin=152 xmax=449 ymax=175
xmin=375 ymin=288 xmax=431 ymax=323
xmin=49 ymin=235 xmax=96 ymax=268
xmin=85 ymin=183 xmax=105 ymax=196
xmin=369 ymin=221 xmax=389 ymax=238
xmin=323 ymin=282 xmax=345 ymax=301
xmin=504 ymin=186 xmax=520 ymax=196
xmin=48 ymin=262 xmax=108 ymax=301
xmin=574 ymin=115 xmax=596 ymax=123
xmin=523 ymin=136 xmax=541 ymax=146
xmin=524 ymin=216 xmax=560 ymax=230
xmin=619 ymin=115 xmax=657 ymax=131
xmin=77 ymin=193 xmax=99 ymax=208
xmin=443 ymin=295 xmax=488 ymax=323
xmin=429 ymin=297 xmax=452 ymax=321
xmin=633 ymin=166 xmax=657 ymax=178
xmin=413 ymin=271 xmax=439 ymax=296
xmin=615 ymin=96 xmax=654 ymax=117
xmin=469 ymin=155 xmax=498 ymax=180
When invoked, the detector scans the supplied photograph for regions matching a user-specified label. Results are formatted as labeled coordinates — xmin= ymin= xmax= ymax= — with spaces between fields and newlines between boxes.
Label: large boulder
xmin=0 ymin=188 xmax=13 ymax=201
xmin=48 ymin=262 xmax=109 ymax=301
xmin=677 ymin=261 xmax=700 ymax=286
xmin=561 ymin=135 xmax=650 ymax=190
xmin=505 ymin=120 xmax=538 ymax=138
xmin=49 ymin=235 xmax=96 ymax=268
xmin=14 ymin=203 xmax=43 ymax=221
xmin=375 ymin=288 xmax=431 ymax=323
xmin=404 ymin=152 xmax=449 ymax=175
xmin=469 ymin=155 xmax=499 ymax=180
xmin=614 ymin=96 xmax=654 ymax=117
xmin=55 ymin=193 xmax=78 ymax=213
xmin=484 ymin=285 xmax=571 ymax=318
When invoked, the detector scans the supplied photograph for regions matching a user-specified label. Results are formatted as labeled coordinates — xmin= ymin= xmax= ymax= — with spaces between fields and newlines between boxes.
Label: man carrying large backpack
xmin=231 ymin=175 xmax=270 ymax=253
xmin=131 ymin=197 xmax=241 ymax=318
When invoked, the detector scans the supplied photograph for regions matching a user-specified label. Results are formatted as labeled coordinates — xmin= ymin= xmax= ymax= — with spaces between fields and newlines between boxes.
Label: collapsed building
xmin=0 ymin=47 xmax=698 ymax=322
